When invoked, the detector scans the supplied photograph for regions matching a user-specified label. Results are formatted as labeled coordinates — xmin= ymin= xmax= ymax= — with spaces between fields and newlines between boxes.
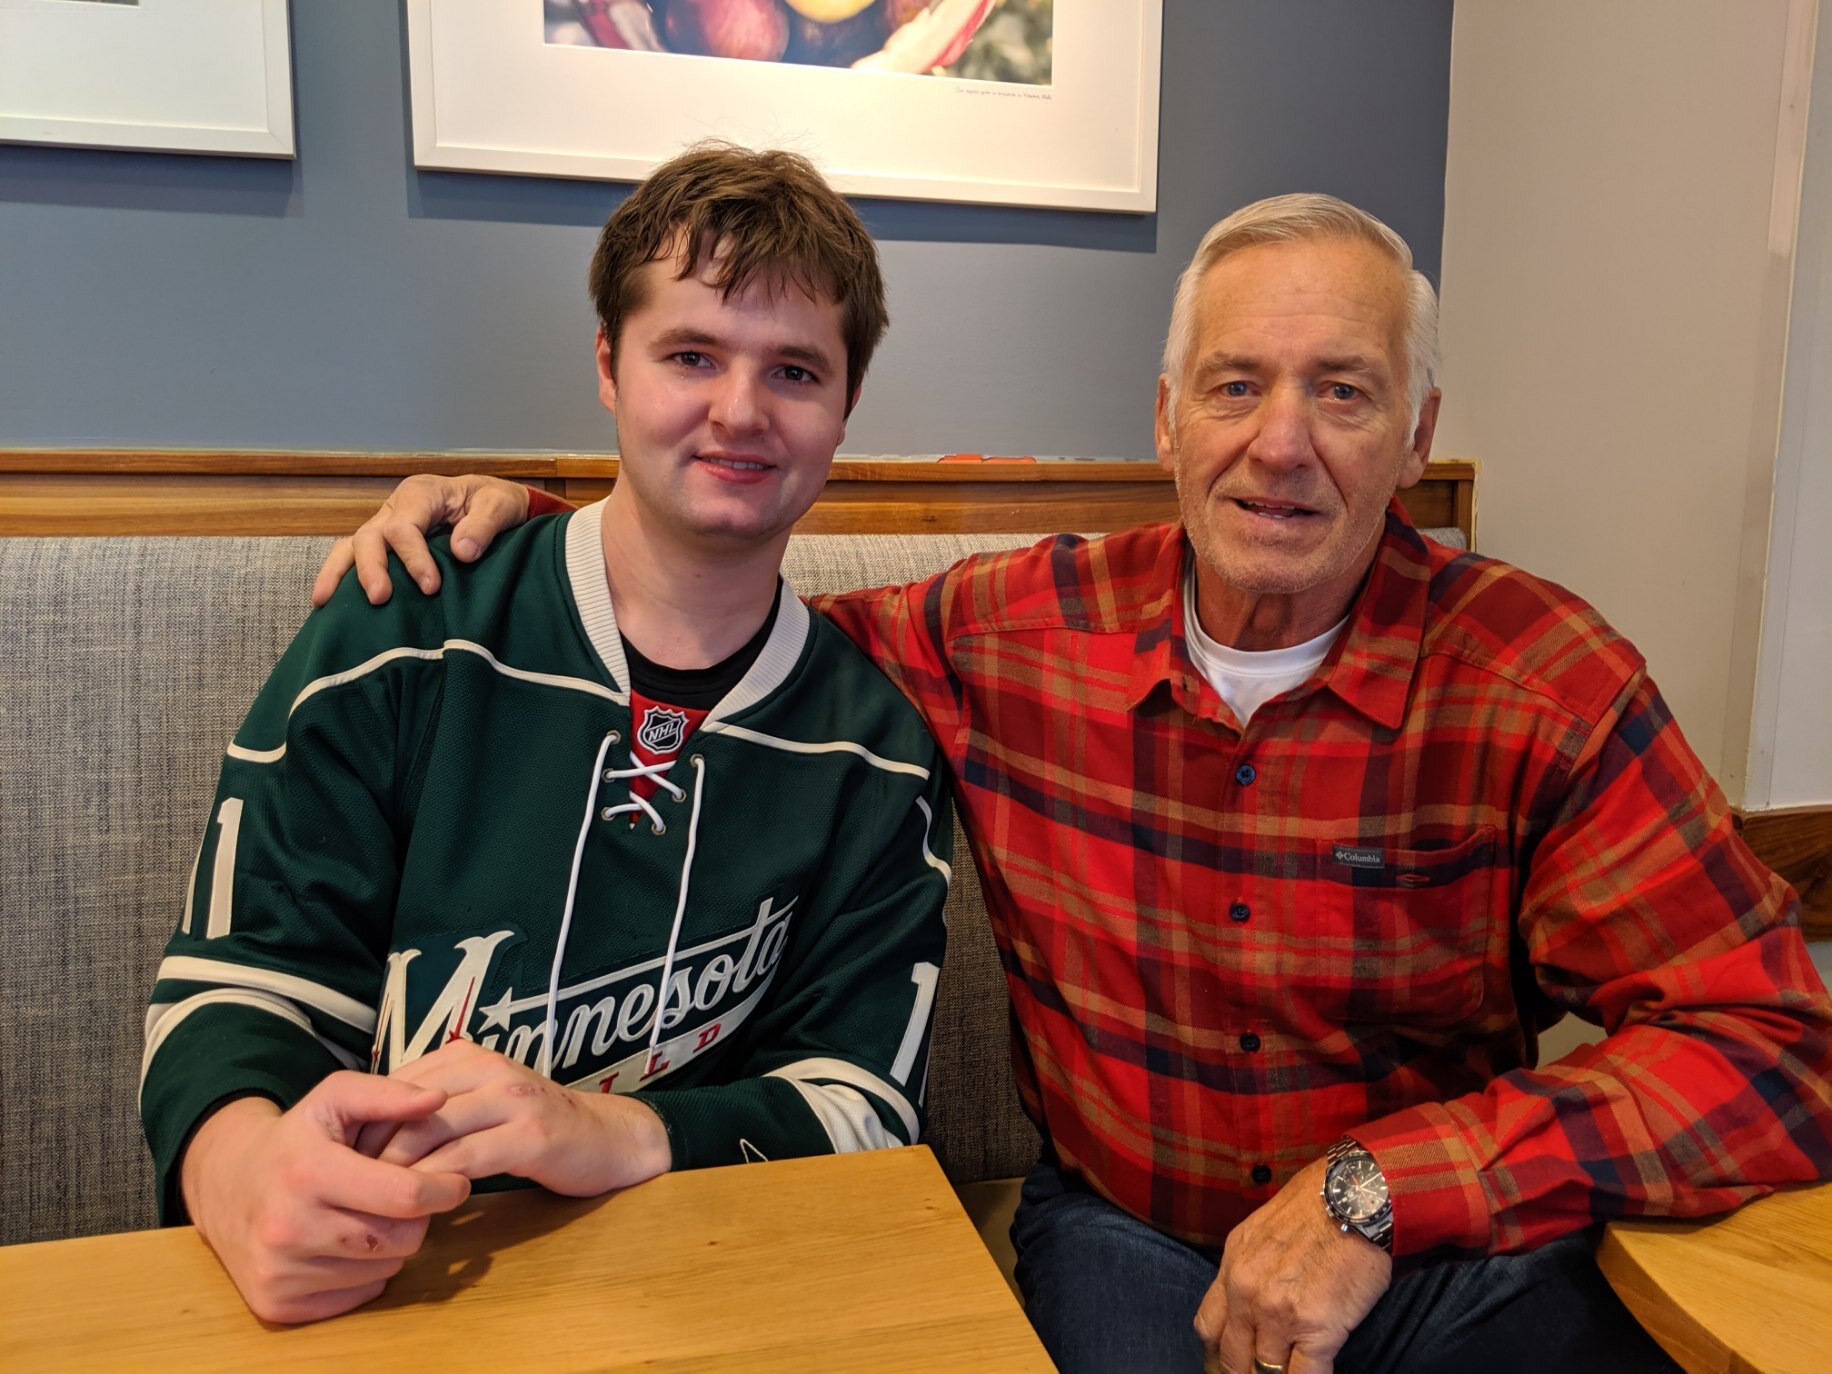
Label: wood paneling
xmin=0 ymin=474 xmax=448 ymax=537
xmin=548 ymin=475 xmax=1185 ymax=534
xmin=1736 ymin=806 xmax=1832 ymax=941
xmin=2 ymin=451 xmax=564 ymax=478
xmin=0 ymin=451 xmax=1479 ymax=545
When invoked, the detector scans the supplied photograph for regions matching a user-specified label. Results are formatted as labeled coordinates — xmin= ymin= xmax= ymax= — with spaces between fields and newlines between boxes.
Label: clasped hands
xmin=1196 ymin=1156 xmax=1394 ymax=1374
xmin=181 ymin=1040 xmax=669 ymax=1324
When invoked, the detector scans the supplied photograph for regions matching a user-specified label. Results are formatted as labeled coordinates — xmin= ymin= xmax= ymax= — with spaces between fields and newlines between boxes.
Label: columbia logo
xmin=1331 ymin=843 xmax=1384 ymax=869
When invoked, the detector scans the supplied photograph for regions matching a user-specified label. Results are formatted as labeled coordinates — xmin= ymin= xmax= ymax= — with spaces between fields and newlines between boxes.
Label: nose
xmin=1245 ymin=382 xmax=1314 ymax=471
xmin=709 ymin=367 xmax=766 ymax=434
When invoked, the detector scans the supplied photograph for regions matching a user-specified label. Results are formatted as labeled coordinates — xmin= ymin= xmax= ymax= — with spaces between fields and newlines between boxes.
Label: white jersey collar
xmin=563 ymin=499 xmax=809 ymax=715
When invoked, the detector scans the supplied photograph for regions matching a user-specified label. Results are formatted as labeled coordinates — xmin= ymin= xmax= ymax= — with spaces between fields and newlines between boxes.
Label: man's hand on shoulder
xmin=179 ymin=1073 xmax=471 ymax=1325
xmin=373 ymin=1040 xmax=672 ymax=1196
xmin=310 ymin=474 xmax=533 ymax=609
xmin=1195 ymin=1155 xmax=1393 ymax=1374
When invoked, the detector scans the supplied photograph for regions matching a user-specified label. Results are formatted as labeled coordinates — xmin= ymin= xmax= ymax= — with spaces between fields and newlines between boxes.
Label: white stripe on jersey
xmin=445 ymin=639 xmax=624 ymax=703
xmin=140 ymin=988 xmax=361 ymax=1097
xmin=697 ymin=721 xmax=933 ymax=780
xmin=766 ymin=1056 xmax=919 ymax=1143
xmin=154 ymin=955 xmax=377 ymax=1032
xmin=913 ymin=796 xmax=952 ymax=884
xmin=226 ymin=741 xmax=287 ymax=764
xmin=179 ymin=833 xmax=205 ymax=935
xmin=204 ymin=797 xmax=243 ymax=939
xmin=778 ymin=1079 xmax=898 ymax=1153
xmin=225 ymin=640 xmax=623 ymax=763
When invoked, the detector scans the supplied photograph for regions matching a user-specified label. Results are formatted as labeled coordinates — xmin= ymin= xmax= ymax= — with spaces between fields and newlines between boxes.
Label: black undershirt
xmin=619 ymin=582 xmax=783 ymax=710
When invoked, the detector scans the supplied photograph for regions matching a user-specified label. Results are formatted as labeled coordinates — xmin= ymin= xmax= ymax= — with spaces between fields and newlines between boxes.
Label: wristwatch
xmin=1321 ymin=1137 xmax=1393 ymax=1251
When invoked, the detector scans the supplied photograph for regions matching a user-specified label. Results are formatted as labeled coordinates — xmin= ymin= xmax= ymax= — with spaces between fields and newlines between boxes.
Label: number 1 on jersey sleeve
xmin=890 ymin=961 xmax=940 ymax=1086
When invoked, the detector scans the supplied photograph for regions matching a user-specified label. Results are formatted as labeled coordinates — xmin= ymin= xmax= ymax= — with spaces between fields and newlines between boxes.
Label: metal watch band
xmin=1322 ymin=1137 xmax=1394 ymax=1251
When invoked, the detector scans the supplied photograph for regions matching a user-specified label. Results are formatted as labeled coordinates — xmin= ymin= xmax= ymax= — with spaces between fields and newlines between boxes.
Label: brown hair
xmin=588 ymin=143 xmax=887 ymax=411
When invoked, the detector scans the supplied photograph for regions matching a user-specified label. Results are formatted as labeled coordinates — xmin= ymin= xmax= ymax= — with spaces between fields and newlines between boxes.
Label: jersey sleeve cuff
xmin=639 ymin=1078 xmax=860 ymax=1171
xmin=140 ymin=1006 xmax=344 ymax=1224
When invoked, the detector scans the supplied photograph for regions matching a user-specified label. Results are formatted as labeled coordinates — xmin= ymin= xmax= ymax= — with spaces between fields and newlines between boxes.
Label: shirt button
xmin=1234 ymin=762 xmax=1256 ymax=786
xmin=1251 ymin=1163 xmax=1273 ymax=1185
xmin=1239 ymin=1031 xmax=1261 ymax=1052
xmin=1229 ymin=901 xmax=1250 ymax=923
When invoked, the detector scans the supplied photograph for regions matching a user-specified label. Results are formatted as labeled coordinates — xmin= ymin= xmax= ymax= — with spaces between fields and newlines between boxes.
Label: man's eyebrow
xmin=650 ymin=326 xmax=721 ymax=350
xmin=1192 ymin=353 xmax=1263 ymax=376
xmin=1192 ymin=352 xmax=1389 ymax=375
xmin=1316 ymin=355 xmax=1384 ymax=377
xmin=774 ymin=341 xmax=838 ymax=372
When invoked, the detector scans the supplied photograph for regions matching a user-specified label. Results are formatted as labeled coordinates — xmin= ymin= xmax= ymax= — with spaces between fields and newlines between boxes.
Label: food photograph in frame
xmin=0 ymin=0 xmax=295 ymax=157
xmin=408 ymin=0 xmax=1160 ymax=212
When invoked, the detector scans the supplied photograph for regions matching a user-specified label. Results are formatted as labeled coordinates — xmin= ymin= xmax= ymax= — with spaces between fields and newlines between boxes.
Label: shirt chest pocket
xmin=1278 ymin=827 xmax=1501 ymax=1031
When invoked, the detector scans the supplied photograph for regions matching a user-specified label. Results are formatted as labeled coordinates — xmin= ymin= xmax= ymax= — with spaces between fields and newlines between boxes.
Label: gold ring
xmin=1252 ymin=1360 xmax=1287 ymax=1374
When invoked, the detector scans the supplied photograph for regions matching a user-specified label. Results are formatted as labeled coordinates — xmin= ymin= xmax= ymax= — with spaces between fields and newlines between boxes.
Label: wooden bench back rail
xmin=0 ymin=452 xmax=1480 ymax=544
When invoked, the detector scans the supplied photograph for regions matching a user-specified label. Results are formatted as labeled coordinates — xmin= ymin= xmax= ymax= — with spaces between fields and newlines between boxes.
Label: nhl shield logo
xmin=637 ymin=705 xmax=690 ymax=754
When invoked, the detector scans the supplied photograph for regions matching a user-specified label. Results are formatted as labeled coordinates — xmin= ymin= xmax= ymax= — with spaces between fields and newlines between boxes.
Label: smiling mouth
xmin=1231 ymin=497 xmax=1318 ymax=519
xmin=697 ymin=455 xmax=774 ymax=474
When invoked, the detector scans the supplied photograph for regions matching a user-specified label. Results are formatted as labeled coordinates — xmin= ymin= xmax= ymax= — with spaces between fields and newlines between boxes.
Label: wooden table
xmin=1598 ymin=1183 xmax=1832 ymax=1374
xmin=0 ymin=1146 xmax=1052 ymax=1372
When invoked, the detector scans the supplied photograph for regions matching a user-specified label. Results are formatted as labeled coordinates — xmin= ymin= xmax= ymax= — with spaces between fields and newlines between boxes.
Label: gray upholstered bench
xmin=0 ymin=532 xmax=1042 ymax=1263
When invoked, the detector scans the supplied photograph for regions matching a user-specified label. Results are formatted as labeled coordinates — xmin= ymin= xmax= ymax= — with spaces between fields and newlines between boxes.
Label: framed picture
xmin=407 ymin=1 xmax=1161 ymax=213
xmin=0 ymin=0 xmax=295 ymax=158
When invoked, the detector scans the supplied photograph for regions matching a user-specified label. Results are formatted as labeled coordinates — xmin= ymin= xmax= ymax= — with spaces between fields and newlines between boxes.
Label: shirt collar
xmin=1321 ymin=500 xmax=1431 ymax=730
xmin=1126 ymin=523 xmax=1211 ymax=716
xmin=1129 ymin=500 xmax=1430 ymax=731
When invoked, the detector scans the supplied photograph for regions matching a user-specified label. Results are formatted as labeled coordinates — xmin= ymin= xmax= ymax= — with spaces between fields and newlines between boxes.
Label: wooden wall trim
xmin=0 ymin=451 xmax=567 ymax=478
xmin=0 ymin=451 xmax=1478 ymax=543
xmin=1736 ymin=806 xmax=1832 ymax=941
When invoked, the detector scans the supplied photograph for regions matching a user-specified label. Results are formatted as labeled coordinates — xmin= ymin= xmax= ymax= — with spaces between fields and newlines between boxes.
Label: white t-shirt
xmin=1182 ymin=565 xmax=1347 ymax=727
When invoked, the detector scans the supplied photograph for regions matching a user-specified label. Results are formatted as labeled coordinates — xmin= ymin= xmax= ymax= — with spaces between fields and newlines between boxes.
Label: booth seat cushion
xmin=0 ymin=531 xmax=1040 ymax=1245
xmin=1 ymin=523 xmax=1468 ymax=1245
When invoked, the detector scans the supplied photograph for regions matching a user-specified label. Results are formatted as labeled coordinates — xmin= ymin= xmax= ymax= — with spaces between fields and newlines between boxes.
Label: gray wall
xmin=0 ymin=1 xmax=1451 ymax=460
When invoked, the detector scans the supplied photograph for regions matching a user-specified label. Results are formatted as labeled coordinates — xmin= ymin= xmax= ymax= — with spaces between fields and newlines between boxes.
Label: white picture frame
xmin=0 ymin=0 xmax=295 ymax=158
xmin=406 ymin=1 xmax=1161 ymax=213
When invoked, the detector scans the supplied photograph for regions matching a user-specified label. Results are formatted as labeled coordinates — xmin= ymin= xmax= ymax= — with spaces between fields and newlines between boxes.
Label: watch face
xmin=1326 ymin=1154 xmax=1389 ymax=1224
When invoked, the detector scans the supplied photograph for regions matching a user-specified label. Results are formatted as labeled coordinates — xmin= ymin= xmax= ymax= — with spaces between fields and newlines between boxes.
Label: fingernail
xmin=455 ymin=538 xmax=479 ymax=559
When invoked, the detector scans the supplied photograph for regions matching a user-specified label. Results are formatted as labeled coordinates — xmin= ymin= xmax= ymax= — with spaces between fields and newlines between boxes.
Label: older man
xmin=323 ymin=193 xmax=1832 ymax=1374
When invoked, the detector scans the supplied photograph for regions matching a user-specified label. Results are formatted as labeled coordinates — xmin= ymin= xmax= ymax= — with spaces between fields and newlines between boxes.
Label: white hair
xmin=1161 ymin=193 xmax=1441 ymax=427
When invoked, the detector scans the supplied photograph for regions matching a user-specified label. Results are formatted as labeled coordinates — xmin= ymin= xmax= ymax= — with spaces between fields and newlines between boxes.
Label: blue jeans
xmin=1010 ymin=1165 xmax=1681 ymax=1374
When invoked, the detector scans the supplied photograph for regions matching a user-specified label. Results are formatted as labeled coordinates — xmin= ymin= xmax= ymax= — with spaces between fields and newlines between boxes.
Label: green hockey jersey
xmin=142 ymin=502 xmax=952 ymax=1216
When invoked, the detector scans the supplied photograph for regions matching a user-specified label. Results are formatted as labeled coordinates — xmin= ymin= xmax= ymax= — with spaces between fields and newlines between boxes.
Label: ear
xmin=1395 ymin=388 xmax=1441 ymax=489
xmin=1153 ymin=375 xmax=1177 ymax=474
xmin=595 ymin=327 xmax=619 ymax=416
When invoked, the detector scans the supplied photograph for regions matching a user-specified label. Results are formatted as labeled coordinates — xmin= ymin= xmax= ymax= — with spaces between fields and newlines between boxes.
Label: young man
xmin=141 ymin=145 xmax=951 ymax=1325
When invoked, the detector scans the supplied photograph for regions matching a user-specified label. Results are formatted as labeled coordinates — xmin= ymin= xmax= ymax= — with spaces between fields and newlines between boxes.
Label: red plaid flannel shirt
xmin=811 ymin=504 xmax=1832 ymax=1259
